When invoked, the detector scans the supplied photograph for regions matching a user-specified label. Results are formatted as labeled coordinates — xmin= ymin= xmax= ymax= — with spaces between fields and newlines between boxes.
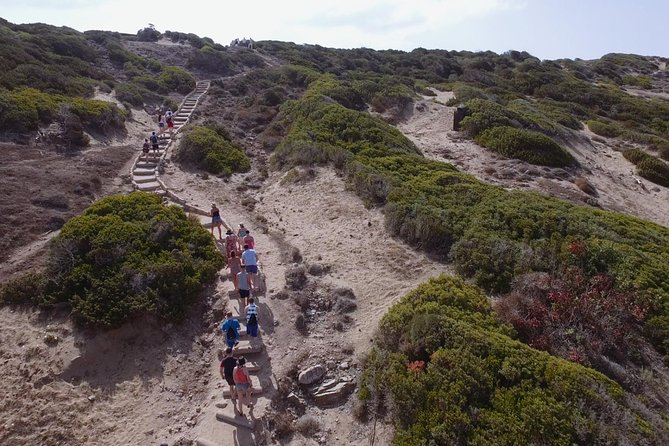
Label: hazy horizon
xmin=1 ymin=0 xmax=668 ymax=60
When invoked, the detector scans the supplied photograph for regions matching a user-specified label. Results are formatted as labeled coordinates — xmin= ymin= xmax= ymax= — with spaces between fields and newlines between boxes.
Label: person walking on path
xmin=236 ymin=223 xmax=246 ymax=251
xmin=233 ymin=357 xmax=253 ymax=416
xmin=241 ymin=244 xmax=258 ymax=292
xmin=165 ymin=109 xmax=174 ymax=135
xmin=210 ymin=203 xmax=223 ymax=239
xmin=158 ymin=113 xmax=166 ymax=134
xmin=149 ymin=131 xmax=160 ymax=155
xmin=141 ymin=138 xmax=150 ymax=162
xmin=237 ymin=268 xmax=251 ymax=306
xmin=245 ymin=297 xmax=259 ymax=338
xmin=219 ymin=348 xmax=238 ymax=407
xmin=242 ymin=230 xmax=255 ymax=250
xmin=220 ymin=312 xmax=240 ymax=348
xmin=228 ymin=251 xmax=242 ymax=290
xmin=225 ymin=229 xmax=239 ymax=258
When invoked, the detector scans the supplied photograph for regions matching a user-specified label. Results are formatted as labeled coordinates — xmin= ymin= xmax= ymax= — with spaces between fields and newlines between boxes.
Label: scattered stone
xmin=88 ymin=395 xmax=96 ymax=402
xmin=326 ymin=360 xmax=336 ymax=370
xmin=43 ymin=334 xmax=59 ymax=346
xmin=339 ymin=362 xmax=350 ymax=370
xmin=312 ymin=380 xmax=356 ymax=406
xmin=298 ymin=364 xmax=326 ymax=385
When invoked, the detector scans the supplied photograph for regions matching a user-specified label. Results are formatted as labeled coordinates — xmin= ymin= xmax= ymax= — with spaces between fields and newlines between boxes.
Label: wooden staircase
xmin=130 ymin=80 xmax=210 ymax=195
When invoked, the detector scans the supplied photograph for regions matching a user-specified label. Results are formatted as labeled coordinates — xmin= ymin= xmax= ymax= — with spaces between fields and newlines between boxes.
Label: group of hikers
xmin=140 ymin=109 xmax=175 ymax=162
xmin=211 ymin=205 xmax=263 ymax=416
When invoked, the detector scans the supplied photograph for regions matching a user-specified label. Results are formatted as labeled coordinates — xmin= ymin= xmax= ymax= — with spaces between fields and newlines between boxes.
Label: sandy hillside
xmin=397 ymin=90 xmax=669 ymax=228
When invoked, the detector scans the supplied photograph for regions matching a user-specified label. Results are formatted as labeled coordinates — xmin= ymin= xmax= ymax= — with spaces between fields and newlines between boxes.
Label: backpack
xmin=248 ymin=313 xmax=258 ymax=326
xmin=226 ymin=323 xmax=236 ymax=340
xmin=150 ymin=135 xmax=158 ymax=144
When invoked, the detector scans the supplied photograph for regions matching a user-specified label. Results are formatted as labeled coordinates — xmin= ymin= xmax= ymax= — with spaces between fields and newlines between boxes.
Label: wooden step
xmin=136 ymin=181 xmax=161 ymax=191
xmin=133 ymin=175 xmax=157 ymax=183
xmin=232 ymin=339 xmax=263 ymax=355
xmin=135 ymin=161 xmax=157 ymax=167
xmin=215 ymin=411 xmax=256 ymax=429
xmin=132 ymin=168 xmax=155 ymax=176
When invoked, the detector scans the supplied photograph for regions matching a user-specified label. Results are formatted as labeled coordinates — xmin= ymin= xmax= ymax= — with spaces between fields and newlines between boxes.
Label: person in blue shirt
xmin=220 ymin=311 xmax=240 ymax=348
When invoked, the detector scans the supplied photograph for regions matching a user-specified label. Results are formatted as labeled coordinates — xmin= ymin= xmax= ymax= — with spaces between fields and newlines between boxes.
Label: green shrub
xmin=623 ymin=149 xmax=669 ymax=187
xmin=34 ymin=192 xmax=224 ymax=327
xmin=158 ymin=66 xmax=195 ymax=94
xmin=115 ymin=82 xmax=144 ymax=106
xmin=475 ymin=126 xmax=575 ymax=167
xmin=0 ymin=272 xmax=47 ymax=305
xmin=176 ymin=126 xmax=251 ymax=175
xmin=362 ymin=276 xmax=668 ymax=445
xmin=587 ymin=120 xmax=623 ymax=137
xmin=136 ymin=26 xmax=160 ymax=42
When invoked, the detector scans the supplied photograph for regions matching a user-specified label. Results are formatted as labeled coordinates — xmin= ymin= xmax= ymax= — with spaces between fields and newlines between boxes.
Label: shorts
xmin=245 ymin=265 xmax=258 ymax=274
xmin=212 ymin=215 xmax=222 ymax=224
xmin=246 ymin=323 xmax=258 ymax=337
xmin=159 ymin=122 xmax=165 ymax=128
xmin=224 ymin=374 xmax=235 ymax=387
xmin=142 ymin=148 xmax=149 ymax=153
xmin=225 ymin=336 xmax=238 ymax=348
xmin=167 ymin=121 xmax=174 ymax=128
xmin=239 ymin=289 xmax=250 ymax=298
xmin=235 ymin=383 xmax=249 ymax=390
xmin=152 ymin=144 xmax=159 ymax=150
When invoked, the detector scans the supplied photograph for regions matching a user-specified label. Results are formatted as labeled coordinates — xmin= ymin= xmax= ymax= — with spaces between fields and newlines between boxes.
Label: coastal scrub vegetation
xmin=175 ymin=125 xmax=251 ymax=176
xmin=360 ymin=276 xmax=669 ymax=445
xmin=274 ymin=75 xmax=669 ymax=357
xmin=0 ymin=193 xmax=224 ymax=327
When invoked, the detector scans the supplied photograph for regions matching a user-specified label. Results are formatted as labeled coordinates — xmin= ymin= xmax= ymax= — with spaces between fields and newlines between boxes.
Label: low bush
xmin=158 ymin=66 xmax=195 ymax=95
xmin=0 ymin=87 xmax=126 ymax=134
xmin=475 ymin=126 xmax=576 ymax=167
xmin=175 ymin=126 xmax=250 ymax=176
xmin=587 ymin=120 xmax=623 ymax=138
xmin=623 ymin=149 xmax=669 ymax=187
xmin=18 ymin=192 xmax=224 ymax=328
xmin=361 ymin=275 xmax=669 ymax=445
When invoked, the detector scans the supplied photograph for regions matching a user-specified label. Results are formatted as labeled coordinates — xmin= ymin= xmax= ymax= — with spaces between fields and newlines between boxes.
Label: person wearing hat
xmin=211 ymin=203 xmax=223 ymax=239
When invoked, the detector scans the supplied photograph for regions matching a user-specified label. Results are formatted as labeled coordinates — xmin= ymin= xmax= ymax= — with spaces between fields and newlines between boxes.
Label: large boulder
xmin=298 ymin=364 xmax=326 ymax=385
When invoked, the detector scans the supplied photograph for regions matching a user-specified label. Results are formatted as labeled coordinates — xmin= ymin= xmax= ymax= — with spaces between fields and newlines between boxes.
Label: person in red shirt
xmin=243 ymin=230 xmax=255 ymax=250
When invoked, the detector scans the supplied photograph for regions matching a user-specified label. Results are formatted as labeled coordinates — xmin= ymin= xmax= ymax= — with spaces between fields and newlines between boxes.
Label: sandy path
xmin=398 ymin=91 xmax=669 ymax=228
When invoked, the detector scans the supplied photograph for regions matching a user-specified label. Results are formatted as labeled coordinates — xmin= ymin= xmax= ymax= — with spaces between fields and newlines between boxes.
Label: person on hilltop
xmin=237 ymin=268 xmax=251 ymax=306
xmin=241 ymin=244 xmax=259 ymax=292
xmin=219 ymin=347 xmax=238 ymax=407
xmin=210 ymin=203 xmax=223 ymax=239
xmin=243 ymin=230 xmax=255 ymax=250
xmin=225 ymin=229 xmax=239 ymax=259
xmin=141 ymin=138 xmax=150 ymax=162
xmin=245 ymin=297 xmax=259 ymax=338
xmin=233 ymin=357 xmax=253 ymax=416
xmin=220 ymin=311 xmax=240 ymax=348
xmin=149 ymin=131 xmax=160 ymax=155
xmin=227 ymin=251 xmax=242 ymax=290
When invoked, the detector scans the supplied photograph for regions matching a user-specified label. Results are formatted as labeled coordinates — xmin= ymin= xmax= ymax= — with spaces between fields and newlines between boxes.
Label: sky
xmin=0 ymin=0 xmax=667 ymax=60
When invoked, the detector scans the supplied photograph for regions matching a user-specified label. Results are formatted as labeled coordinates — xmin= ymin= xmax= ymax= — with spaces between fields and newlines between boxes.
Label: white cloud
xmin=0 ymin=0 xmax=527 ymax=51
